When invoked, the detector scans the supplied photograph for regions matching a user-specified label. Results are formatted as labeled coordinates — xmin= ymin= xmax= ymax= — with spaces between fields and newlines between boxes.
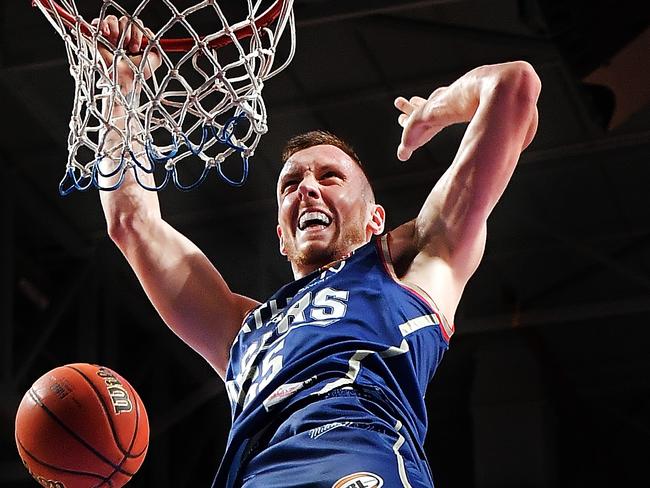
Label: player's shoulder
xmin=384 ymin=220 xmax=466 ymax=327
xmin=383 ymin=220 xmax=418 ymax=277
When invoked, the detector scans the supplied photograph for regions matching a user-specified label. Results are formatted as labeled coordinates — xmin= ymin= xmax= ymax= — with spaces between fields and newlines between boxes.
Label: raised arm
xmin=95 ymin=16 xmax=257 ymax=378
xmin=389 ymin=61 xmax=541 ymax=324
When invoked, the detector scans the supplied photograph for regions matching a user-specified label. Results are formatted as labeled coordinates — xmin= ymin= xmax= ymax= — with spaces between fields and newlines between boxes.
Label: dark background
xmin=1 ymin=0 xmax=649 ymax=486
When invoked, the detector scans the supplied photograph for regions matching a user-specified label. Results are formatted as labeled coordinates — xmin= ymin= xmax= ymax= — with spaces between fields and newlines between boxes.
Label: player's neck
xmin=291 ymin=262 xmax=320 ymax=280
xmin=290 ymin=249 xmax=347 ymax=279
xmin=289 ymin=239 xmax=371 ymax=280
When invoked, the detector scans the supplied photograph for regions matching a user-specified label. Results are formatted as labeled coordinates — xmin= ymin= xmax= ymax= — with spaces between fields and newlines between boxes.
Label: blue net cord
xmin=58 ymin=115 xmax=251 ymax=195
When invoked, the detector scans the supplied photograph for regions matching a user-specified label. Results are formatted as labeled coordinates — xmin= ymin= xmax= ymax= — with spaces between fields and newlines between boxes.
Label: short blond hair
xmin=281 ymin=130 xmax=363 ymax=169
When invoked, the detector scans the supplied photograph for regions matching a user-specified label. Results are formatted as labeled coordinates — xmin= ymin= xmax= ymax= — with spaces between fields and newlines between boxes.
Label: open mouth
xmin=298 ymin=211 xmax=332 ymax=231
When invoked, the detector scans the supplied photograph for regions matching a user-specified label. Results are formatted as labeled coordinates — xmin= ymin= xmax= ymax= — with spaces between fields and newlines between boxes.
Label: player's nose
xmin=297 ymin=175 xmax=321 ymax=200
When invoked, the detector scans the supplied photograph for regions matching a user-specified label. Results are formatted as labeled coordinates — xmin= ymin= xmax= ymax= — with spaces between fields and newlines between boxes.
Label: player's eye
xmin=321 ymin=171 xmax=340 ymax=182
xmin=282 ymin=180 xmax=298 ymax=193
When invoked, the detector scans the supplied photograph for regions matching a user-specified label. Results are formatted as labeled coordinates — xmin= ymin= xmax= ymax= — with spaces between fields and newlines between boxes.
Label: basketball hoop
xmin=32 ymin=0 xmax=296 ymax=194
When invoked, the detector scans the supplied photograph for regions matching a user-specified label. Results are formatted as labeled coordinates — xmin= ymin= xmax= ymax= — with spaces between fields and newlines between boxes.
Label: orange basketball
xmin=15 ymin=363 xmax=149 ymax=488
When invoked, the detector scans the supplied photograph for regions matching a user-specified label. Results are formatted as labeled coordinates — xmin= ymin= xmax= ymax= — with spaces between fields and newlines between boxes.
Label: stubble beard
xmin=286 ymin=223 xmax=367 ymax=271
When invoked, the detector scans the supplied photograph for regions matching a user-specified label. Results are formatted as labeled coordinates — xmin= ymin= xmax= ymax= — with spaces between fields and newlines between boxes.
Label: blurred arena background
xmin=1 ymin=1 xmax=648 ymax=486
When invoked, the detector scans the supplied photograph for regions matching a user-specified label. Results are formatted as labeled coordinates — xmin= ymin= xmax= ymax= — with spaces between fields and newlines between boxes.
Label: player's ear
xmin=368 ymin=204 xmax=386 ymax=236
xmin=276 ymin=225 xmax=287 ymax=256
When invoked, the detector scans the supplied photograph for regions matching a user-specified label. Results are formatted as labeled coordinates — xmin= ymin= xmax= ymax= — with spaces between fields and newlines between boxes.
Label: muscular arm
xmin=390 ymin=62 xmax=541 ymax=323
xmin=96 ymin=16 xmax=257 ymax=378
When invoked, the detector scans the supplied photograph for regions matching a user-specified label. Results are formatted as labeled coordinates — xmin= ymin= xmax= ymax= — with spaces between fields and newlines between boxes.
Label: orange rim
xmin=32 ymin=0 xmax=288 ymax=52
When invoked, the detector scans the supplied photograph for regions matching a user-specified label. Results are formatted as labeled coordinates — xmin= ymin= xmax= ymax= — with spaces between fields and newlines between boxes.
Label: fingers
xmin=92 ymin=15 xmax=145 ymax=53
xmin=394 ymin=96 xmax=426 ymax=115
xmin=395 ymin=95 xmax=428 ymax=130
xmin=409 ymin=96 xmax=427 ymax=107
xmin=397 ymin=144 xmax=413 ymax=162
xmin=101 ymin=15 xmax=120 ymax=44
xmin=91 ymin=17 xmax=111 ymax=37
xmin=119 ymin=16 xmax=132 ymax=50
xmin=397 ymin=144 xmax=412 ymax=162
xmin=397 ymin=118 xmax=428 ymax=161
xmin=397 ymin=127 xmax=419 ymax=161
xmin=394 ymin=95 xmax=426 ymax=160
xmin=394 ymin=97 xmax=412 ymax=114
xmin=398 ymin=113 xmax=444 ymax=162
xmin=394 ymin=89 xmax=451 ymax=161
xmin=129 ymin=22 xmax=144 ymax=53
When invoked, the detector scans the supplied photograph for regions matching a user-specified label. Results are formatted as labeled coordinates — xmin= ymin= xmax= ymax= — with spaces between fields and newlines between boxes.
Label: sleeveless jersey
xmin=213 ymin=235 xmax=454 ymax=487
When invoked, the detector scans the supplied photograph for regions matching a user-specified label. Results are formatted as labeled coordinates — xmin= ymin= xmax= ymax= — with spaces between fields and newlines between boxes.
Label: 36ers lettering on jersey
xmin=214 ymin=235 xmax=454 ymax=487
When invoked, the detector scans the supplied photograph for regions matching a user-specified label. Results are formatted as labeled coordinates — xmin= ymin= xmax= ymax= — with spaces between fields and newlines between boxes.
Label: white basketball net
xmin=33 ymin=0 xmax=295 ymax=193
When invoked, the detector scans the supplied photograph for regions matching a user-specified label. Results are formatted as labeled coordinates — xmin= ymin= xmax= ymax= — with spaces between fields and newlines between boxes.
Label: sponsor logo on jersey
xmin=332 ymin=472 xmax=384 ymax=488
xmin=308 ymin=421 xmax=353 ymax=439
xmin=262 ymin=376 xmax=317 ymax=410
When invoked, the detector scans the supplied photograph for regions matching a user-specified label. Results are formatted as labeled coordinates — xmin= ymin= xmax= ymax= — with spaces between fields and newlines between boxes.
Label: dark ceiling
xmin=1 ymin=1 xmax=649 ymax=487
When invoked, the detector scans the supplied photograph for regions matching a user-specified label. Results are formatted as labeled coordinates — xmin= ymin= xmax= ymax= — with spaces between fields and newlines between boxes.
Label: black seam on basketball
xmin=91 ymin=475 xmax=115 ymax=488
xmin=101 ymin=380 xmax=148 ymax=487
xmin=66 ymin=365 xmax=132 ymax=456
xmin=67 ymin=366 xmax=146 ymax=488
xmin=120 ymin=380 xmax=139 ymax=458
xmin=17 ymin=435 xmax=107 ymax=481
xmin=124 ymin=380 xmax=148 ymax=457
xmin=28 ymin=387 xmax=135 ymax=476
xmin=102 ymin=467 xmax=121 ymax=486
xmin=27 ymin=387 xmax=45 ymax=406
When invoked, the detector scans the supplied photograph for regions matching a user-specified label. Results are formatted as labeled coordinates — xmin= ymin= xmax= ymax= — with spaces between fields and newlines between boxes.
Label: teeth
xmin=299 ymin=211 xmax=331 ymax=230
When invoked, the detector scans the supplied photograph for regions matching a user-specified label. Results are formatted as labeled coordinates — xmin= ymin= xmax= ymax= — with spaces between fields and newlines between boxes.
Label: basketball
xmin=15 ymin=363 xmax=149 ymax=488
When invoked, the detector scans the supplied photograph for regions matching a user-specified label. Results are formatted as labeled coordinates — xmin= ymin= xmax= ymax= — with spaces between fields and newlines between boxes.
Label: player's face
xmin=277 ymin=145 xmax=384 ymax=275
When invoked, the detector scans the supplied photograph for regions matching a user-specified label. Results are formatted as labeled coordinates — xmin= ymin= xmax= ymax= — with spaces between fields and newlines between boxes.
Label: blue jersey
xmin=214 ymin=235 xmax=454 ymax=486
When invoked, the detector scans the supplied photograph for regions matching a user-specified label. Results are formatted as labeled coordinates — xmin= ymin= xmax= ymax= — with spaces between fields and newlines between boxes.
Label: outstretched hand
xmin=394 ymin=87 xmax=461 ymax=162
xmin=91 ymin=15 xmax=161 ymax=89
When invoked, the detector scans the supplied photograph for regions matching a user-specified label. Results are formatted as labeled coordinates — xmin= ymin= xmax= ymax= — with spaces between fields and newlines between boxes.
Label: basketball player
xmin=95 ymin=16 xmax=541 ymax=488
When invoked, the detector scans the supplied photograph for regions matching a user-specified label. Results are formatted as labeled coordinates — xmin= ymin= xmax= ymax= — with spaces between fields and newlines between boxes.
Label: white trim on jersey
xmin=379 ymin=234 xmax=455 ymax=342
xmin=393 ymin=420 xmax=414 ymax=488
xmin=316 ymin=338 xmax=413 ymax=395
xmin=379 ymin=339 xmax=410 ymax=358
xmin=316 ymin=350 xmax=371 ymax=395
xmin=398 ymin=314 xmax=441 ymax=337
